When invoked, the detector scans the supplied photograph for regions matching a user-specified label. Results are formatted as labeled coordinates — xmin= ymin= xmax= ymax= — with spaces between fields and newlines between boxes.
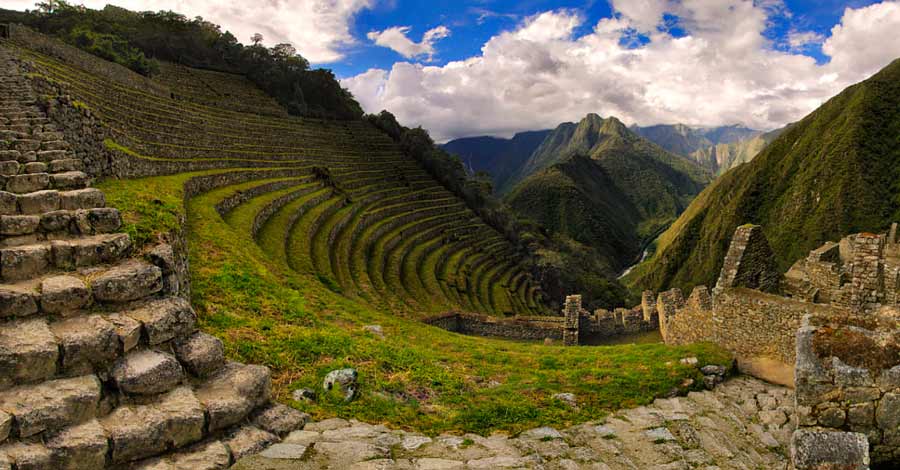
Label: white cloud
xmin=823 ymin=1 xmax=900 ymax=77
xmin=367 ymin=25 xmax=451 ymax=61
xmin=3 ymin=0 xmax=373 ymax=63
xmin=787 ymin=30 xmax=826 ymax=50
xmin=343 ymin=1 xmax=900 ymax=142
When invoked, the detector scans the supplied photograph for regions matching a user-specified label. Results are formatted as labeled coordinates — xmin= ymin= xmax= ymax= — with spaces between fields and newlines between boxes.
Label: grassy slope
xmin=627 ymin=58 xmax=900 ymax=293
xmin=98 ymin=172 xmax=730 ymax=435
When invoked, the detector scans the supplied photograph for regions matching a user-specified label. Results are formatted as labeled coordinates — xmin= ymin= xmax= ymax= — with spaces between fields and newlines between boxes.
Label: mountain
xmin=441 ymin=130 xmax=550 ymax=191
xmin=631 ymin=123 xmax=759 ymax=154
xmin=631 ymin=123 xmax=768 ymax=174
xmin=689 ymin=127 xmax=785 ymax=175
xmin=627 ymin=58 xmax=900 ymax=293
xmin=505 ymin=114 xmax=711 ymax=272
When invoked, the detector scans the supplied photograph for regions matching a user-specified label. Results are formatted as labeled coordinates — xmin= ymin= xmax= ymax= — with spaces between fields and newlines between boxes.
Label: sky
xmin=6 ymin=0 xmax=900 ymax=141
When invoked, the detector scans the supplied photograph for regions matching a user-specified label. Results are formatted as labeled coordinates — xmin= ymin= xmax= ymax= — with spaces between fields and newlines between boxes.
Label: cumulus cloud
xmin=343 ymin=1 xmax=900 ymax=142
xmin=4 ymin=0 xmax=373 ymax=63
xmin=367 ymin=25 xmax=451 ymax=61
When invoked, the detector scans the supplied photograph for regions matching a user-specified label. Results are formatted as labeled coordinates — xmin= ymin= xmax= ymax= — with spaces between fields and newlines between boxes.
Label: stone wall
xmin=715 ymin=224 xmax=781 ymax=294
xmin=662 ymin=286 xmax=715 ymax=347
xmin=794 ymin=312 xmax=900 ymax=466
xmin=424 ymin=312 xmax=564 ymax=341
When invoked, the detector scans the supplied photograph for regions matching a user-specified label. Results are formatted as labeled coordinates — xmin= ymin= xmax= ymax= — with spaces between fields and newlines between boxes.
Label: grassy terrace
xmin=7 ymin=40 xmax=732 ymax=434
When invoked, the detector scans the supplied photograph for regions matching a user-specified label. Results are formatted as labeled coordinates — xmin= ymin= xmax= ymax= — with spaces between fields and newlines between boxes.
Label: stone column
xmin=847 ymin=233 xmax=885 ymax=309
xmin=562 ymin=295 xmax=581 ymax=346
xmin=641 ymin=290 xmax=658 ymax=327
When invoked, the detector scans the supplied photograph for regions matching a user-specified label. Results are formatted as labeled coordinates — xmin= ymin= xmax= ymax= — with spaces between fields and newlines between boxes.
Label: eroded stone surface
xmin=235 ymin=377 xmax=794 ymax=470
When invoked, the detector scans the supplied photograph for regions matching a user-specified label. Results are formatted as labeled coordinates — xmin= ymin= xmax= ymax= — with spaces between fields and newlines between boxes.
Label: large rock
xmin=101 ymin=386 xmax=205 ymax=464
xmin=791 ymin=430 xmax=869 ymax=470
xmin=44 ymin=419 xmax=108 ymax=470
xmin=223 ymin=426 xmax=278 ymax=461
xmin=323 ymin=368 xmax=358 ymax=402
xmin=17 ymin=190 xmax=59 ymax=214
xmin=91 ymin=260 xmax=160 ymax=303
xmin=112 ymin=350 xmax=184 ymax=395
xmin=252 ymin=404 xmax=309 ymax=437
xmin=0 ymin=318 xmax=58 ymax=387
xmin=49 ymin=315 xmax=119 ymax=375
xmin=196 ymin=363 xmax=271 ymax=432
xmin=40 ymin=275 xmax=90 ymax=314
xmin=126 ymin=297 xmax=197 ymax=345
xmin=0 ymin=286 xmax=38 ymax=318
xmin=0 ymin=375 xmax=101 ymax=438
xmin=0 ymin=244 xmax=50 ymax=281
xmin=173 ymin=332 xmax=224 ymax=377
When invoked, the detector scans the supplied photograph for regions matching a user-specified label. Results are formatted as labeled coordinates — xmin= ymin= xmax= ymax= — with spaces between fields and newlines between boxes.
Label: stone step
xmin=195 ymin=362 xmax=272 ymax=433
xmin=50 ymin=171 xmax=90 ymax=190
xmin=111 ymin=349 xmax=185 ymax=396
xmin=0 ymin=232 xmax=132 ymax=281
xmin=0 ymin=375 xmax=102 ymax=438
xmin=129 ymin=439 xmax=232 ymax=470
xmin=0 ymin=187 xmax=106 ymax=216
xmin=1 ymin=294 xmax=197 ymax=379
xmin=0 ymin=207 xmax=121 ymax=244
xmin=101 ymin=386 xmax=206 ymax=464
xmin=91 ymin=259 xmax=162 ymax=303
xmin=3 ymin=173 xmax=49 ymax=194
xmin=0 ymin=158 xmax=81 ymax=177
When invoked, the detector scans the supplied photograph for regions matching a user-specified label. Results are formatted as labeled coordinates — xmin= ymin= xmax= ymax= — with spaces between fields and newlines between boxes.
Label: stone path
xmin=235 ymin=376 xmax=795 ymax=470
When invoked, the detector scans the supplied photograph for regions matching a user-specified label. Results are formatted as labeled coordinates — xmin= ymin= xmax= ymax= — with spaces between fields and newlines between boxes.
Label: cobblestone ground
xmin=234 ymin=376 xmax=794 ymax=470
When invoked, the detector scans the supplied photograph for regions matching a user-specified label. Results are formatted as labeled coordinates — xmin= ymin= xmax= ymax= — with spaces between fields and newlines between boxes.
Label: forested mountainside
xmin=627 ymin=58 xmax=900 ymax=293
xmin=441 ymin=130 xmax=550 ymax=192
xmin=505 ymin=114 xmax=710 ymax=274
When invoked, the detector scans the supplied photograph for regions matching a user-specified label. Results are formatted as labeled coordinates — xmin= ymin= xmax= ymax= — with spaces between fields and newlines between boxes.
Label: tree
xmin=271 ymin=43 xmax=296 ymax=59
xmin=250 ymin=33 xmax=263 ymax=45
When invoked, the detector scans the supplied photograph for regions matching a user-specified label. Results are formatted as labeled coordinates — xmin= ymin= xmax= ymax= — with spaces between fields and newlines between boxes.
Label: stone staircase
xmin=0 ymin=49 xmax=305 ymax=470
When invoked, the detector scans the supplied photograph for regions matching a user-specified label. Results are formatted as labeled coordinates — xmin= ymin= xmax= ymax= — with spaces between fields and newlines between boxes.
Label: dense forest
xmin=0 ymin=1 xmax=362 ymax=119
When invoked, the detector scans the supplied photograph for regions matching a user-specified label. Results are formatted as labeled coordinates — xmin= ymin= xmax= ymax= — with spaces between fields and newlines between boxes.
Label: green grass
xmin=98 ymin=171 xmax=733 ymax=436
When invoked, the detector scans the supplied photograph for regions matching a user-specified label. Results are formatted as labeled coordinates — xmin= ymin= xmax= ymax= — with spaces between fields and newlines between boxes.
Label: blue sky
xmin=331 ymin=0 xmax=878 ymax=78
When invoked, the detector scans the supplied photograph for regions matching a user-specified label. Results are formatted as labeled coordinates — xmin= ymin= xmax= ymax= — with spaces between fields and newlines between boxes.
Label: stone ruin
xmin=655 ymin=223 xmax=900 ymax=469
xmin=561 ymin=294 xmax=658 ymax=346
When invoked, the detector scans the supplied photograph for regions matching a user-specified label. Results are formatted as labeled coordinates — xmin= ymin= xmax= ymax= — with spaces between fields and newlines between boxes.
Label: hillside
xmin=627 ymin=58 xmax=900 ymax=293
xmin=0 ymin=23 xmax=733 ymax=447
xmin=441 ymin=130 xmax=549 ymax=192
xmin=506 ymin=114 xmax=710 ymax=272
xmin=506 ymin=155 xmax=641 ymax=273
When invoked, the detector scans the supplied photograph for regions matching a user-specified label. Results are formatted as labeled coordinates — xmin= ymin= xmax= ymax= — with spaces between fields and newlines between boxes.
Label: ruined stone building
xmin=655 ymin=223 xmax=900 ymax=468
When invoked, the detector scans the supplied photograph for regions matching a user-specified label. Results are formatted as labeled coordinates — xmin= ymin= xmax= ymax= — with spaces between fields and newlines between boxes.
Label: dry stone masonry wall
xmin=656 ymin=222 xmax=900 ymax=469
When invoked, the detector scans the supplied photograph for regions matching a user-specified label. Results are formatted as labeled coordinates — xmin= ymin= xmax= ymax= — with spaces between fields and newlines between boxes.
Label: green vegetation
xmin=97 ymin=171 xmax=731 ymax=435
xmin=628 ymin=58 xmax=900 ymax=293
xmin=2 ymin=2 xmax=362 ymax=119
xmin=504 ymin=114 xmax=709 ymax=286
xmin=4 ymin=30 xmax=735 ymax=436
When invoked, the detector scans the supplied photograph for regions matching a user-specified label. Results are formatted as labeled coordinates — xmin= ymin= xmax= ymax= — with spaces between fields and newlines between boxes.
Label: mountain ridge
xmin=627 ymin=57 xmax=900 ymax=293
